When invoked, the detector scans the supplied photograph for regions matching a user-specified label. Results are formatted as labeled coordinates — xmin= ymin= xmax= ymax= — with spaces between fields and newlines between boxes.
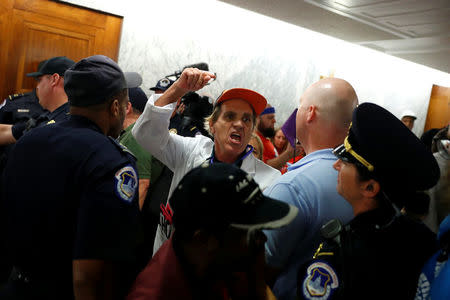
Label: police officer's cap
xmin=26 ymin=56 xmax=75 ymax=78
xmin=149 ymin=77 xmax=174 ymax=92
xmin=333 ymin=103 xmax=439 ymax=192
xmin=64 ymin=55 xmax=127 ymax=107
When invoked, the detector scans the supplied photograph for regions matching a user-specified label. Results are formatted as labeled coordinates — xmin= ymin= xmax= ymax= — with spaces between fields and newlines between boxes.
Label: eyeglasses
xmin=333 ymin=137 xmax=375 ymax=172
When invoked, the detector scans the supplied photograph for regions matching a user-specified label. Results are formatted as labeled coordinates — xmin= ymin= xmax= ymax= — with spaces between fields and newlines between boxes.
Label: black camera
xmin=166 ymin=62 xmax=210 ymax=79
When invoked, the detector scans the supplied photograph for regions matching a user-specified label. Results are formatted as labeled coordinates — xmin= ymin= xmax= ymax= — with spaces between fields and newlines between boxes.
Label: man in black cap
xmin=0 ymin=56 xmax=75 ymax=146
xmin=1 ymin=55 xmax=142 ymax=300
xmin=128 ymin=162 xmax=298 ymax=300
xmin=149 ymin=77 xmax=175 ymax=95
xmin=297 ymin=103 xmax=439 ymax=300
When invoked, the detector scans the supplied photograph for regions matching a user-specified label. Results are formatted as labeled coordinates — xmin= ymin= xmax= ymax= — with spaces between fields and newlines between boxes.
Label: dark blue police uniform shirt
xmin=0 ymin=90 xmax=46 ymax=124
xmin=2 ymin=114 xmax=141 ymax=295
xmin=11 ymin=102 xmax=70 ymax=140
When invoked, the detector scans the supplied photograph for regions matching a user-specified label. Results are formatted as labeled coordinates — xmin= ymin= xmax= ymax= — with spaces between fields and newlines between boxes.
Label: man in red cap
xmin=132 ymin=68 xmax=281 ymax=254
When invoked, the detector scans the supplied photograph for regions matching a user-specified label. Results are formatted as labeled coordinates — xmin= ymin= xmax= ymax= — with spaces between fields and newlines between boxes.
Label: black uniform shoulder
xmin=6 ymin=93 xmax=26 ymax=101
xmin=20 ymin=119 xmax=135 ymax=173
xmin=67 ymin=125 xmax=137 ymax=176
xmin=5 ymin=91 xmax=37 ymax=103
xmin=108 ymin=136 xmax=137 ymax=160
xmin=0 ymin=91 xmax=44 ymax=124
xmin=393 ymin=215 xmax=438 ymax=251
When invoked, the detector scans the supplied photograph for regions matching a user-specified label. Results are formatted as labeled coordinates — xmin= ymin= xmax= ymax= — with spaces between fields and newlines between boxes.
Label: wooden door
xmin=0 ymin=0 xmax=123 ymax=100
xmin=424 ymin=84 xmax=450 ymax=131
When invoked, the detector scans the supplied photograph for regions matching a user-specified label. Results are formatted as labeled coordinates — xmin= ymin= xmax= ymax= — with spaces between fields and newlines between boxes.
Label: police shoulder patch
xmin=302 ymin=260 xmax=339 ymax=300
xmin=114 ymin=165 xmax=138 ymax=203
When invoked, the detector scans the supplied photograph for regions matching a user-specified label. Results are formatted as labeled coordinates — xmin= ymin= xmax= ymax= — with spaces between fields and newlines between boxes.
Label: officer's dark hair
xmin=353 ymin=163 xmax=390 ymax=203
xmin=354 ymin=162 xmax=374 ymax=183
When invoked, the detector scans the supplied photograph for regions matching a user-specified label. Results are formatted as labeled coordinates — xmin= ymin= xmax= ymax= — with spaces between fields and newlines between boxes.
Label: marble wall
xmin=62 ymin=0 xmax=450 ymax=136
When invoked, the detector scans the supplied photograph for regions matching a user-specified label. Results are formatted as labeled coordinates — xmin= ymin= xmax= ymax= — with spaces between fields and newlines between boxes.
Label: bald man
xmin=263 ymin=78 xmax=359 ymax=300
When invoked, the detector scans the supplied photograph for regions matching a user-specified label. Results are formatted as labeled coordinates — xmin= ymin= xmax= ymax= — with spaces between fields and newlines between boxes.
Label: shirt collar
xmin=68 ymin=115 xmax=104 ymax=134
xmin=287 ymin=148 xmax=336 ymax=171
xmin=209 ymin=145 xmax=254 ymax=167
xmin=49 ymin=102 xmax=69 ymax=118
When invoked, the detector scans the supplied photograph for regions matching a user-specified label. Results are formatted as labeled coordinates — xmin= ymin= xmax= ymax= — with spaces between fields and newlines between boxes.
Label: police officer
xmin=0 ymin=90 xmax=45 ymax=124
xmin=0 ymin=56 xmax=75 ymax=146
xmin=0 ymin=59 xmax=48 ymax=124
xmin=297 ymin=103 xmax=440 ymax=300
xmin=149 ymin=77 xmax=175 ymax=95
xmin=1 ymin=55 xmax=142 ymax=300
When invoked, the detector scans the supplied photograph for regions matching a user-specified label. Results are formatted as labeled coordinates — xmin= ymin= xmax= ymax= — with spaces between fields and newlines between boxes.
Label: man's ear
xmin=209 ymin=120 xmax=215 ymax=135
xmin=50 ymin=73 xmax=60 ymax=86
xmin=306 ymin=105 xmax=316 ymax=123
xmin=126 ymin=102 xmax=132 ymax=115
xmin=361 ymin=179 xmax=380 ymax=198
xmin=110 ymin=99 xmax=120 ymax=117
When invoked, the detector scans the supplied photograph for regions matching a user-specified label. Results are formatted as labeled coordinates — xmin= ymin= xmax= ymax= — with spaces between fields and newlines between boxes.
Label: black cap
xmin=149 ymin=77 xmax=174 ymax=92
xmin=26 ymin=56 xmax=75 ymax=78
xmin=128 ymin=87 xmax=148 ymax=113
xmin=170 ymin=163 xmax=298 ymax=231
xmin=64 ymin=55 xmax=127 ymax=107
xmin=333 ymin=103 xmax=440 ymax=193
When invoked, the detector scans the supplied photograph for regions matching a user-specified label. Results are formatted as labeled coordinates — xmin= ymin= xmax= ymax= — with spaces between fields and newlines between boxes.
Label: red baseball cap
xmin=215 ymin=88 xmax=267 ymax=115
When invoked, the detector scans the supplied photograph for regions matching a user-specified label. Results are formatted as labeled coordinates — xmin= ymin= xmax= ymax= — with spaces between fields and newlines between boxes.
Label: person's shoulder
xmin=291 ymin=149 xmax=337 ymax=176
xmin=77 ymin=132 xmax=137 ymax=175
xmin=50 ymin=120 xmax=127 ymax=157
xmin=181 ymin=132 xmax=214 ymax=153
xmin=76 ymin=128 xmax=135 ymax=162
xmin=254 ymin=155 xmax=280 ymax=175
xmin=5 ymin=92 xmax=28 ymax=101
xmin=4 ymin=91 xmax=38 ymax=104
xmin=396 ymin=215 xmax=437 ymax=239
xmin=108 ymin=136 xmax=136 ymax=159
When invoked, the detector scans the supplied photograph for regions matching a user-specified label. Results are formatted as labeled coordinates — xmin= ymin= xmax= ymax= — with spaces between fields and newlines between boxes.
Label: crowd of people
xmin=0 ymin=55 xmax=448 ymax=300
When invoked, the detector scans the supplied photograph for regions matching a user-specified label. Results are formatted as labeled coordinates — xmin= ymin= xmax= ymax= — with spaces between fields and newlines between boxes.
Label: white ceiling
xmin=219 ymin=0 xmax=450 ymax=74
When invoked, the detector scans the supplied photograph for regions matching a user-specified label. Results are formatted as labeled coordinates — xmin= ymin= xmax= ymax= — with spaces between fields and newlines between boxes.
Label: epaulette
xmin=108 ymin=136 xmax=136 ymax=159
xmin=7 ymin=93 xmax=25 ymax=101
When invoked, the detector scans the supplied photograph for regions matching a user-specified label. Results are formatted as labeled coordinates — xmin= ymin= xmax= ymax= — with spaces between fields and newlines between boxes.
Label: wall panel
xmin=0 ymin=0 xmax=123 ymax=100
